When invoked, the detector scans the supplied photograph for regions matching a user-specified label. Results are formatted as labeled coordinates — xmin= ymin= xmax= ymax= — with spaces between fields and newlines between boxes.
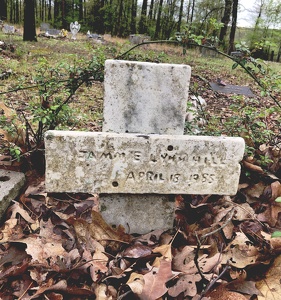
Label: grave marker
xmin=45 ymin=60 xmax=245 ymax=233
xmin=40 ymin=23 xmax=51 ymax=32
xmin=45 ymin=131 xmax=244 ymax=195
xmin=210 ymin=82 xmax=255 ymax=97
xmin=3 ymin=24 xmax=15 ymax=34
xmin=70 ymin=21 xmax=80 ymax=40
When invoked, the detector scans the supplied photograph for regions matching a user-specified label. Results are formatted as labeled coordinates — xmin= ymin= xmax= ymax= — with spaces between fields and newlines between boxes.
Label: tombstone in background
xmin=70 ymin=21 xmax=81 ymax=40
xmin=87 ymin=30 xmax=103 ymax=41
xmin=45 ymin=29 xmax=61 ymax=38
xmin=45 ymin=60 xmax=245 ymax=233
xmin=40 ymin=23 xmax=51 ymax=32
xmin=129 ymin=34 xmax=151 ymax=44
xmin=3 ymin=25 xmax=15 ymax=34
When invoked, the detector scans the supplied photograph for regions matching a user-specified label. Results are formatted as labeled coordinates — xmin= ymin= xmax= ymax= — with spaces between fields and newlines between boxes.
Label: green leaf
xmin=271 ymin=231 xmax=281 ymax=238
xmin=232 ymin=62 xmax=238 ymax=70
xmin=275 ymin=197 xmax=281 ymax=203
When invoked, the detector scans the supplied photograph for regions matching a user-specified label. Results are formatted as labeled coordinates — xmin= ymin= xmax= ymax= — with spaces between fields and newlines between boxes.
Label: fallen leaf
xmin=221 ymin=232 xmax=259 ymax=268
xmin=126 ymin=272 xmax=145 ymax=295
xmin=226 ymin=280 xmax=261 ymax=296
xmin=139 ymin=258 xmax=174 ymax=300
xmin=168 ymin=273 xmax=201 ymax=297
xmin=72 ymin=210 xmax=132 ymax=253
xmin=256 ymin=255 xmax=281 ymax=299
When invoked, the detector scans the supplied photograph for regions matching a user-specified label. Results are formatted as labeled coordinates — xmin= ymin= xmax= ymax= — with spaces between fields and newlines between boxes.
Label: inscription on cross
xmin=45 ymin=131 xmax=244 ymax=195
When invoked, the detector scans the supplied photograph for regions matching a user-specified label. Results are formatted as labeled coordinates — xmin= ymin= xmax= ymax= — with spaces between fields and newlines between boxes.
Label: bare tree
xmin=228 ymin=0 xmax=237 ymax=53
xmin=219 ymin=0 xmax=232 ymax=48
xmin=0 ymin=0 xmax=7 ymax=20
xmin=23 ymin=0 xmax=37 ymax=41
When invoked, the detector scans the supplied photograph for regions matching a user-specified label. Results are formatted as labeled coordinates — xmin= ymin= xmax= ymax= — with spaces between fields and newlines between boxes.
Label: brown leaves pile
xmin=1 ymin=155 xmax=281 ymax=299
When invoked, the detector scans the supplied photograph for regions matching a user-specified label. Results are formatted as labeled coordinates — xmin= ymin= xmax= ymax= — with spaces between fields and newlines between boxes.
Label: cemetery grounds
xmin=0 ymin=31 xmax=281 ymax=299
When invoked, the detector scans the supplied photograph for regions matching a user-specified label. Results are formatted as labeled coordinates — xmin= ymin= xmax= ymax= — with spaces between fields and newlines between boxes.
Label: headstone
xmin=40 ymin=23 xmax=51 ymax=32
xmin=3 ymin=25 xmax=15 ymax=34
xmin=0 ymin=169 xmax=25 ymax=220
xmin=210 ymin=82 xmax=255 ymax=97
xmin=129 ymin=34 xmax=151 ymax=44
xmin=45 ymin=59 xmax=245 ymax=234
xmin=231 ymin=51 xmax=243 ymax=58
xmin=70 ymin=21 xmax=81 ymax=40
xmin=45 ymin=29 xmax=61 ymax=37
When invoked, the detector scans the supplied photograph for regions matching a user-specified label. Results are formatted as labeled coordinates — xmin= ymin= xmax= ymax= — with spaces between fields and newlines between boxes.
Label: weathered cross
xmin=45 ymin=60 xmax=245 ymax=233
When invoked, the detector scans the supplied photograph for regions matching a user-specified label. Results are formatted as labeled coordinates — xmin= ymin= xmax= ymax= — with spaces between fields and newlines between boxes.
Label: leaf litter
xmin=0 ymin=155 xmax=281 ymax=300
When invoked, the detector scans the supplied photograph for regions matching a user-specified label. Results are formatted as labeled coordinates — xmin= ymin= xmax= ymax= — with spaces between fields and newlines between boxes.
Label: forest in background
xmin=0 ymin=0 xmax=281 ymax=59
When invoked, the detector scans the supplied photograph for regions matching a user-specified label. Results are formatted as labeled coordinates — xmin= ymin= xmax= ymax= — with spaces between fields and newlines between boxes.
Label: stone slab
xmin=45 ymin=131 xmax=245 ymax=195
xmin=102 ymin=60 xmax=191 ymax=135
xmin=210 ymin=82 xmax=255 ymax=97
xmin=0 ymin=169 xmax=25 ymax=219
xmin=99 ymin=194 xmax=174 ymax=234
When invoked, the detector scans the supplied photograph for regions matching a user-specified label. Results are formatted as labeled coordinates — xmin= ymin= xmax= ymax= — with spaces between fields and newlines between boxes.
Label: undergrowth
xmin=0 ymin=32 xmax=280 ymax=173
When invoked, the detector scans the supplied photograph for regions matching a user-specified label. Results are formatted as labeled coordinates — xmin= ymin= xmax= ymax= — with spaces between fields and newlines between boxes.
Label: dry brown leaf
xmin=0 ymin=218 xmax=22 ymax=243
xmin=207 ymin=285 xmax=248 ymax=300
xmin=126 ymin=272 xmax=145 ymax=295
xmin=168 ymin=274 xmax=201 ymax=298
xmin=221 ymin=232 xmax=259 ymax=268
xmin=139 ymin=259 xmax=174 ymax=300
xmin=23 ymin=235 xmax=68 ymax=265
xmin=122 ymin=244 xmax=152 ymax=259
xmin=72 ymin=210 xmax=132 ymax=253
xmin=8 ymin=202 xmax=36 ymax=224
xmin=0 ymin=101 xmax=25 ymax=146
xmin=256 ymin=255 xmax=281 ymax=299
xmin=242 ymin=160 xmax=264 ymax=174
xmin=226 ymin=279 xmax=261 ymax=296
xmin=257 ymin=202 xmax=281 ymax=227
xmin=94 ymin=283 xmax=113 ymax=300
xmin=271 ymin=181 xmax=281 ymax=200
xmin=153 ymin=244 xmax=172 ymax=258
xmin=241 ymin=182 xmax=267 ymax=201
xmin=0 ymin=244 xmax=29 ymax=268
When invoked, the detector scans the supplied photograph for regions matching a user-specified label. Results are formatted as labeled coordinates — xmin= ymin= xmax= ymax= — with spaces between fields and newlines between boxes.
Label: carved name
xmin=45 ymin=131 xmax=245 ymax=195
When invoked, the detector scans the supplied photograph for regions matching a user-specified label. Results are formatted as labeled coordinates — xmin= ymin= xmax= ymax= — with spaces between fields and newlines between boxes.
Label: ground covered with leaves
xmin=0 ymin=33 xmax=281 ymax=299
xmin=1 ymin=158 xmax=281 ymax=299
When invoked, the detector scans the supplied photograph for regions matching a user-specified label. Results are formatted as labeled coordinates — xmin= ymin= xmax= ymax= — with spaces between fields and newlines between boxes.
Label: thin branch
xmin=194 ymin=208 xmax=235 ymax=282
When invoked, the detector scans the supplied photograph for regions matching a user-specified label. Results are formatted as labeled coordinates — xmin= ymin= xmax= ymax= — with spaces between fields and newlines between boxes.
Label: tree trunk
xmin=148 ymin=0 xmax=154 ymax=20
xmin=190 ymin=0 xmax=195 ymax=24
xmin=177 ymin=0 xmax=184 ymax=32
xmin=130 ymin=0 xmax=137 ymax=33
xmin=48 ymin=0 xmax=52 ymax=20
xmin=15 ymin=0 xmax=19 ymax=23
xmin=23 ymin=0 xmax=37 ymax=41
xmin=219 ymin=0 xmax=232 ymax=48
xmin=154 ymin=0 xmax=163 ymax=39
xmin=54 ymin=0 xmax=60 ymax=22
xmin=78 ymin=0 xmax=83 ymax=20
xmin=228 ymin=0 xmax=237 ymax=54
xmin=0 ymin=0 xmax=7 ymax=20
xmin=139 ymin=0 xmax=148 ymax=34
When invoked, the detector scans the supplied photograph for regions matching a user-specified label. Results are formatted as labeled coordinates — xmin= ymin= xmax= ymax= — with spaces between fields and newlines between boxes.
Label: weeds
xmin=0 ymin=33 xmax=280 ymax=173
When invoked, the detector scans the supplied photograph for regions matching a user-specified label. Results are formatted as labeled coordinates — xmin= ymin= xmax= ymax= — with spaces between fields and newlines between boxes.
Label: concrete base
xmin=99 ymin=194 xmax=175 ymax=234
xmin=0 ymin=169 xmax=25 ymax=221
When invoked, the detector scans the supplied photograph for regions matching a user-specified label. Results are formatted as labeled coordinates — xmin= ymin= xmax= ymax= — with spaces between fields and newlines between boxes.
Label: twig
xmin=194 ymin=208 xmax=235 ymax=282
xmin=199 ymin=263 xmax=231 ymax=299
